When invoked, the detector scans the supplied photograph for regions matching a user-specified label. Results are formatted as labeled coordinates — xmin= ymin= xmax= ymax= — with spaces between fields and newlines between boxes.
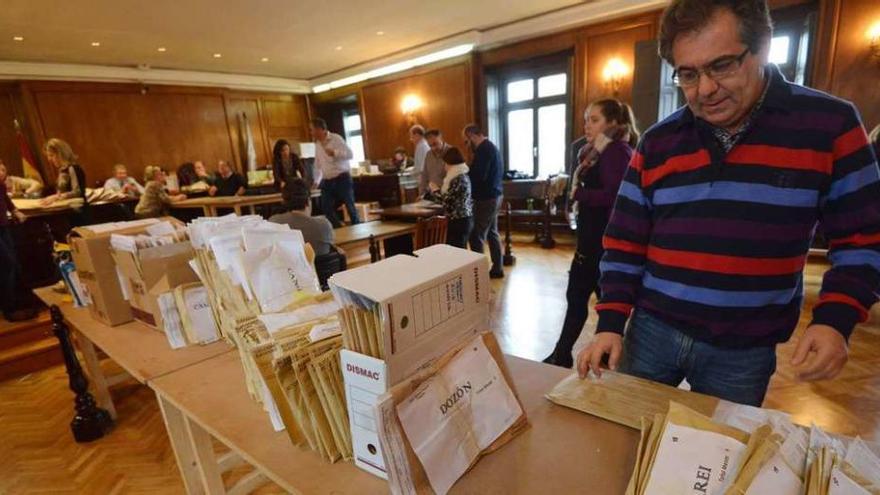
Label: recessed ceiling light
xmin=157 ymin=47 xmax=167 ymax=52
xmin=91 ymin=41 xmax=101 ymax=47
xmin=260 ymin=57 xmax=269 ymax=62
xmin=12 ymin=36 xmax=24 ymax=42
xmin=376 ymin=31 xmax=385 ymax=36
xmin=335 ymin=46 xmax=343 ymax=51
xmin=213 ymin=53 xmax=222 ymax=58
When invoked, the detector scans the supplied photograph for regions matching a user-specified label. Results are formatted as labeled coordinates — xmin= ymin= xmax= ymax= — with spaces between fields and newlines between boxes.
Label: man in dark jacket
xmin=463 ymin=124 xmax=504 ymax=278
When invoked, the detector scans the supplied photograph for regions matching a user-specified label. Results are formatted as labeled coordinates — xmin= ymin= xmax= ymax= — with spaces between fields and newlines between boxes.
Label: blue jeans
xmin=320 ymin=173 xmax=360 ymax=228
xmin=619 ymin=309 xmax=777 ymax=406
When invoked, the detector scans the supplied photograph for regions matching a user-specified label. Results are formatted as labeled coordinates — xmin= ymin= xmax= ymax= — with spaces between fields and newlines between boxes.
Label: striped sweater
xmin=596 ymin=65 xmax=880 ymax=347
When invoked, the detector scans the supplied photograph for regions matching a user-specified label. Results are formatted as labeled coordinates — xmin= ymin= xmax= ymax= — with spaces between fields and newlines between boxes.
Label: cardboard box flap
xmin=330 ymin=249 xmax=483 ymax=302
xmin=69 ymin=217 xmax=182 ymax=239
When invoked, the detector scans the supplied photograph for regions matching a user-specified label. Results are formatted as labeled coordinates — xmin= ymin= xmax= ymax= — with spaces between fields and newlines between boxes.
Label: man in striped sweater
xmin=576 ymin=0 xmax=880 ymax=406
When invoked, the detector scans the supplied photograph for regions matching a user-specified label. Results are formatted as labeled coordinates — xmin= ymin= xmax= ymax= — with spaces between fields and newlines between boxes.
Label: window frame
xmin=341 ymin=109 xmax=365 ymax=162
xmin=493 ymin=54 xmax=573 ymax=179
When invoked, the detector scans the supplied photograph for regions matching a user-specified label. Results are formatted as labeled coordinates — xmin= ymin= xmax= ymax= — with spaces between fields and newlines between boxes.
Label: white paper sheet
xmin=643 ymin=423 xmax=747 ymax=495
xmin=828 ymin=466 xmax=872 ymax=495
xmin=257 ymin=300 xmax=341 ymax=334
xmin=744 ymin=453 xmax=804 ymax=495
xmin=182 ymin=286 xmax=219 ymax=344
xmin=308 ymin=321 xmax=342 ymax=342
xmin=395 ymin=337 xmax=522 ymax=495
xmin=158 ymin=293 xmax=187 ymax=349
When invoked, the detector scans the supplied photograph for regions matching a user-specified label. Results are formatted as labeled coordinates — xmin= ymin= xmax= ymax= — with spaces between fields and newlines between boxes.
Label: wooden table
xmin=13 ymin=196 xmax=138 ymax=218
xmin=335 ymin=221 xmax=417 ymax=262
xmin=171 ymin=193 xmax=283 ymax=217
xmin=374 ymin=203 xmax=443 ymax=221
xmin=33 ymin=287 xmax=233 ymax=420
xmin=150 ymin=351 xmax=638 ymax=494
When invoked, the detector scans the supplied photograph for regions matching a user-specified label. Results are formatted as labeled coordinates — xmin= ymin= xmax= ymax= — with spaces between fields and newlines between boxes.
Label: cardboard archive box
xmin=111 ymin=240 xmax=200 ymax=330
xmin=331 ymin=244 xmax=490 ymax=478
xmin=69 ymin=218 xmax=181 ymax=326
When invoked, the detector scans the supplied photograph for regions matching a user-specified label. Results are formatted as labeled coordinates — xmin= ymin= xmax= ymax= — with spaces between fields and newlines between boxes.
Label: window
xmin=490 ymin=57 xmax=571 ymax=179
xmin=342 ymin=111 xmax=365 ymax=163
xmin=770 ymin=3 xmax=818 ymax=85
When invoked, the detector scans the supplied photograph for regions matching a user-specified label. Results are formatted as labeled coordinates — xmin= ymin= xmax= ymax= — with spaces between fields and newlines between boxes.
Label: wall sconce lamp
xmin=869 ymin=22 xmax=880 ymax=67
xmin=602 ymin=58 xmax=630 ymax=96
xmin=401 ymin=94 xmax=423 ymax=125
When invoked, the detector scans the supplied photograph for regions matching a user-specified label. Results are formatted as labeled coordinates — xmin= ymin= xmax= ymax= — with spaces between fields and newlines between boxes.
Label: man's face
xmin=409 ymin=132 xmax=419 ymax=144
xmin=115 ymin=168 xmax=128 ymax=181
xmin=0 ymin=163 xmax=7 ymax=182
xmin=194 ymin=161 xmax=206 ymax=176
xmin=311 ymin=126 xmax=327 ymax=141
xmin=672 ymin=8 xmax=768 ymax=130
xmin=427 ymin=135 xmax=445 ymax=155
xmin=218 ymin=161 xmax=231 ymax=176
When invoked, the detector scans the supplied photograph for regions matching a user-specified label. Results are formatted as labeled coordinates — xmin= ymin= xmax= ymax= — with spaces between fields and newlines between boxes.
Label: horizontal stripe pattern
xmin=596 ymin=66 xmax=880 ymax=346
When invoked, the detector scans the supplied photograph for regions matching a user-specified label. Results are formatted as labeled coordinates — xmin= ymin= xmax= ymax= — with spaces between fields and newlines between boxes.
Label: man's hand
xmin=576 ymin=332 xmax=623 ymax=379
xmin=790 ymin=324 xmax=848 ymax=381
xmin=40 ymin=194 xmax=59 ymax=206
xmin=324 ymin=147 xmax=336 ymax=157
xmin=13 ymin=210 xmax=27 ymax=223
xmin=208 ymin=186 xmax=218 ymax=197
xmin=428 ymin=182 xmax=440 ymax=193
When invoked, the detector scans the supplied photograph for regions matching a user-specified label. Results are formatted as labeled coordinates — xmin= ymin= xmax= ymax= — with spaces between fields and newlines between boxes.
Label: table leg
xmin=75 ymin=334 xmax=118 ymax=420
xmin=185 ymin=415 xmax=227 ymax=494
xmin=202 ymin=206 xmax=212 ymax=217
xmin=158 ymin=396 xmax=206 ymax=495
xmin=234 ymin=206 xmax=242 ymax=216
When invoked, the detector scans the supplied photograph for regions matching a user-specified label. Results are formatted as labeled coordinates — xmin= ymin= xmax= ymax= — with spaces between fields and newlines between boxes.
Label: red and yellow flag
xmin=13 ymin=119 xmax=43 ymax=184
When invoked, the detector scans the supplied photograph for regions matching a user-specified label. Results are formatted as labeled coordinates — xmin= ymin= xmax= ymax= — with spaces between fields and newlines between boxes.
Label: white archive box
xmin=331 ymin=244 xmax=491 ymax=478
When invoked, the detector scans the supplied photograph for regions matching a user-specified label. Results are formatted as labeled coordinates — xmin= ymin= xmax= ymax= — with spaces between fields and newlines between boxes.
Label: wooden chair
xmin=414 ymin=216 xmax=448 ymax=250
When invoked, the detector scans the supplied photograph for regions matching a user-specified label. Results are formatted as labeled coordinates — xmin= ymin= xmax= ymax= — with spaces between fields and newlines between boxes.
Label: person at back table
xmin=269 ymin=178 xmax=335 ymax=256
xmin=40 ymin=138 xmax=86 ymax=206
xmin=463 ymin=124 xmax=505 ymax=279
xmin=0 ymin=160 xmax=43 ymax=198
xmin=428 ymin=146 xmax=473 ymax=249
xmin=135 ymin=166 xmax=186 ymax=218
xmin=103 ymin=164 xmax=144 ymax=197
xmin=310 ymin=117 xmax=360 ymax=228
xmin=210 ymin=160 xmax=247 ymax=197
xmin=421 ymin=129 xmax=449 ymax=197
xmin=272 ymin=139 xmax=305 ymax=191
xmin=577 ymin=0 xmax=880 ymax=407
xmin=410 ymin=125 xmax=430 ymax=184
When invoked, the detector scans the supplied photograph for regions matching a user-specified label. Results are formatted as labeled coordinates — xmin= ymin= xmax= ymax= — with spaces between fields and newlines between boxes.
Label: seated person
xmin=135 ymin=166 xmax=186 ymax=218
xmin=103 ymin=164 xmax=144 ymax=197
xmin=0 ymin=160 xmax=43 ymax=198
xmin=269 ymin=178 xmax=335 ymax=256
xmin=391 ymin=147 xmax=413 ymax=171
xmin=209 ymin=160 xmax=247 ymax=197
xmin=272 ymin=139 xmax=305 ymax=190
xmin=177 ymin=160 xmax=215 ymax=194
xmin=428 ymin=146 xmax=473 ymax=249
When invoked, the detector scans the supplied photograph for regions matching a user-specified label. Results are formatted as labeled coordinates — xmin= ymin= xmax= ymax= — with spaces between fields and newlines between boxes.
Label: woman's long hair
xmin=592 ymin=99 xmax=640 ymax=148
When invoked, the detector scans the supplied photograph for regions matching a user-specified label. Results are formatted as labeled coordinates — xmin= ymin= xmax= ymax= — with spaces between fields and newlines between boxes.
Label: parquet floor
xmin=0 ymin=237 xmax=878 ymax=494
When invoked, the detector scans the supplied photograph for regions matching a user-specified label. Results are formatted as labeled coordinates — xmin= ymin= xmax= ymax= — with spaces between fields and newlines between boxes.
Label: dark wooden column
xmin=50 ymin=305 xmax=113 ymax=442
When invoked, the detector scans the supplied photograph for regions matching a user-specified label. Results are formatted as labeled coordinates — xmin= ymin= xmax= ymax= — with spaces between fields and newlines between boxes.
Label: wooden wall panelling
xmin=224 ymin=95 xmax=270 ymax=172
xmin=822 ymin=0 xmax=880 ymax=129
xmin=32 ymin=84 xmax=235 ymax=186
xmin=261 ymin=95 xmax=311 ymax=152
xmin=479 ymin=30 xmax=578 ymax=68
xmin=579 ymin=17 xmax=657 ymax=125
xmin=0 ymin=85 xmax=23 ymax=177
xmin=359 ymin=61 xmax=475 ymax=160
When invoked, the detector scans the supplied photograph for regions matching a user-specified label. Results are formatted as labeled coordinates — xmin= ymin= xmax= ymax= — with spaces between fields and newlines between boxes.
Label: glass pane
xmin=537 ymin=73 xmax=567 ymax=97
xmin=343 ymin=113 xmax=362 ymax=132
xmin=349 ymin=135 xmax=366 ymax=162
xmin=506 ymin=79 xmax=534 ymax=103
xmin=538 ymin=104 xmax=566 ymax=178
xmin=507 ymin=109 xmax=534 ymax=175
xmin=769 ymin=36 xmax=790 ymax=65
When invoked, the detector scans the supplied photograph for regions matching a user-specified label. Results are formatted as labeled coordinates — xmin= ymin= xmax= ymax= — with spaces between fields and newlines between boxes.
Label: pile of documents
xmin=185 ymin=214 xmax=350 ymax=461
xmin=625 ymin=401 xmax=880 ymax=495
xmin=329 ymin=245 xmax=493 ymax=478
xmin=375 ymin=332 xmax=528 ymax=495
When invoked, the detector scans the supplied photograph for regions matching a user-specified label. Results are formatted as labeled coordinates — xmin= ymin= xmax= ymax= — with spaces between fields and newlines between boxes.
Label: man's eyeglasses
xmin=672 ymin=48 xmax=751 ymax=88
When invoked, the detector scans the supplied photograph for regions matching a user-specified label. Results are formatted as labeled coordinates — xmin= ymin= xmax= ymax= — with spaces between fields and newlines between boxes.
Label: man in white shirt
xmin=311 ymin=117 xmax=360 ymax=227
xmin=103 ymin=164 xmax=144 ymax=197
xmin=409 ymin=125 xmax=430 ymax=186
